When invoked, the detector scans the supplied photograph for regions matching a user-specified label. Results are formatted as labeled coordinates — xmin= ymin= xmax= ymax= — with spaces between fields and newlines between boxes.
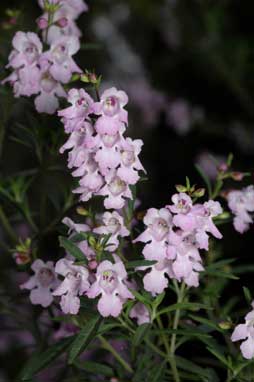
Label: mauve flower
xmin=134 ymin=208 xmax=172 ymax=261
xmin=7 ymin=31 xmax=42 ymax=68
xmin=20 ymin=260 xmax=59 ymax=308
xmin=93 ymin=87 xmax=128 ymax=123
xmin=231 ymin=305 xmax=254 ymax=359
xmin=53 ymin=258 xmax=90 ymax=315
xmin=140 ymin=259 xmax=174 ymax=295
xmin=130 ymin=303 xmax=150 ymax=325
xmin=228 ymin=186 xmax=254 ymax=233
xmin=94 ymin=211 xmax=129 ymax=252
xmin=43 ymin=36 xmax=82 ymax=83
xmin=87 ymin=259 xmax=133 ymax=317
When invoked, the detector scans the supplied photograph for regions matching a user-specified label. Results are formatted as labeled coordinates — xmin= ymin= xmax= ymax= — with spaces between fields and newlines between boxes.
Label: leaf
xmin=189 ymin=314 xmax=223 ymax=333
xmin=68 ymin=315 xmax=102 ymax=364
xmin=130 ymin=289 xmax=152 ymax=305
xmin=204 ymin=269 xmax=238 ymax=280
xmin=175 ymin=355 xmax=211 ymax=377
xmin=206 ymin=347 xmax=232 ymax=370
xmin=133 ymin=323 xmax=151 ymax=347
xmin=151 ymin=360 xmax=166 ymax=381
xmin=21 ymin=336 xmax=74 ymax=380
xmin=59 ymin=236 xmax=87 ymax=264
xmin=157 ymin=302 xmax=212 ymax=317
xmin=126 ymin=260 xmax=157 ymax=269
xmin=74 ymin=360 xmax=114 ymax=377
xmin=243 ymin=286 xmax=252 ymax=304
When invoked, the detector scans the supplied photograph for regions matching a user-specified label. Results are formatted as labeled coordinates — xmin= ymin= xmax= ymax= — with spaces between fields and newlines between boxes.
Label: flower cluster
xmin=2 ymin=0 xmax=87 ymax=114
xmin=227 ymin=185 xmax=254 ymax=233
xmin=231 ymin=302 xmax=254 ymax=359
xmin=59 ymin=87 xmax=145 ymax=209
xmin=134 ymin=193 xmax=223 ymax=294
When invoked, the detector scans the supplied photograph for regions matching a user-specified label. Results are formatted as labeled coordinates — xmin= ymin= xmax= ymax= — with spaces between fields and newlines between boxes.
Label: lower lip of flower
xmin=108 ymin=177 xmax=126 ymax=196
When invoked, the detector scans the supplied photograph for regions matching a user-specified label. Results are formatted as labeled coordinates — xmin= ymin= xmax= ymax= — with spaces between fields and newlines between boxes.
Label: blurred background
xmin=1 ymin=0 xmax=254 ymax=380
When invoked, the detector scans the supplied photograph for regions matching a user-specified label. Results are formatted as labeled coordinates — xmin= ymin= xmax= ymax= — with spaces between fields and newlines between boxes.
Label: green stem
xmin=157 ymin=316 xmax=180 ymax=382
xmin=98 ymin=334 xmax=133 ymax=374
xmin=170 ymin=282 xmax=186 ymax=355
xmin=0 ymin=206 xmax=17 ymax=243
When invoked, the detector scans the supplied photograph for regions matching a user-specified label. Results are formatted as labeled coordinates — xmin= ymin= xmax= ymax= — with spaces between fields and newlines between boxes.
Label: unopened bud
xmin=80 ymin=73 xmax=90 ymax=83
xmin=218 ymin=321 xmax=232 ymax=330
xmin=231 ymin=172 xmax=244 ymax=181
xmin=88 ymin=236 xmax=96 ymax=248
xmin=76 ymin=206 xmax=89 ymax=216
xmin=56 ymin=17 xmax=68 ymax=28
xmin=193 ymin=188 xmax=205 ymax=198
xmin=218 ymin=163 xmax=228 ymax=172
xmin=37 ymin=17 xmax=48 ymax=30
xmin=88 ymin=260 xmax=98 ymax=270
xmin=175 ymin=184 xmax=187 ymax=193
xmin=90 ymin=73 xmax=97 ymax=84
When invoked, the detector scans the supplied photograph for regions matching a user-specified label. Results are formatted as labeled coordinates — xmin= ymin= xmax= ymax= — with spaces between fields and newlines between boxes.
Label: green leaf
xmin=243 ymin=286 xmax=252 ymax=304
xmin=68 ymin=315 xmax=102 ymax=364
xmin=74 ymin=360 xmax=114 ymax=377
xmin=151 ymin=360 xmax=166 ymax=381
xmin=126 ymin=260 xmax=157 ymax=269
xmin=133 ymin=323 xmax=151 ymax=347
xmin=21 ymin=336 xmax=74 ymax=380
xmin=59 ymin=236 xmax=87 ymax=264
xmin=206 ymin=347 xmax=232 ymax=370
xmin=189 ymin=314 xmax=223 ymax=333
xmin=204 ymin=269 xmax=238 ymax=280
xmin=157 ymin=302 xmax=212 ymax=317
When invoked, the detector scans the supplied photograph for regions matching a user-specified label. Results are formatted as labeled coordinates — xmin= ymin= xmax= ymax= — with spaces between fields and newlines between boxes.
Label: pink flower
xmin=7 ymin=31 xmax=42 ymax=68
xmin=167 ymin=230 xmax=204 ymax=287
xmin=168 ymin=193 xmax=197 ymax=232
xmin=53 ymin=258 xmax=90 ymax=315
xmin=94 ymin=211 xmax=129 ymax=252
xmin=35 ymin=58 xmax=66 ymax=114
xmin=97 ymin=170 xmax=132 ymax=210
xmin=140 ymin=259 xmax=174 ymax=295
xmin=62 ymin=217 xmax=90 ymax=234
xmin=87 ymin=259 xmax=133 ymax=317
xmin=44 ymin=36 xmax=82 ymax=83
xmin=20 ymin=259 xmax=58 ymax=308
xmin=117 ymin=138 xmax=145 ymax=185
xmin=231 ymin=306 xmax=254 ymax=359
xmin=93 ymin=87 xmax=128 ymax=123
xmin=58 ymin=88 xmax=94 ymax=132
xmin=129 ymin=303 xmax=150 ymax=325
xmin=134 ymin=208 xmax=172 ymax=261
xmin=228 ymin=186 xmax=254 ymax=233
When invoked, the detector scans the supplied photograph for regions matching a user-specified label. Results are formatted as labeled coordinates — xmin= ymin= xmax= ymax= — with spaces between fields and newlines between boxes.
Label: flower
xmin=139 ymin=259 xmax=174 ymax=295
xmin=134 ymin=208 xmax=172 ymax=261
xmin=53 ymin=258 xmax=90 ymax=315
xmin=87 ymin=259 xmax=133 ymax=317
xmin=7 ymin=31 xmax=42 ymax=68
xmin=93 ymin=87 xmax=128 ymax=123
xmin=43 ymin=36 xmax=82 ymax=83
xmin=129 ymin=303 xmax=150 ymax=325
xmin=20 ymin=259 xmax=58 ymax=307
xmin=231 ymin=305 xmax=254 ymax=359
xmin=94 ymin=211 xmax=129 ymax=252
xmin=228 ymin=186 xmax=254 ymax=233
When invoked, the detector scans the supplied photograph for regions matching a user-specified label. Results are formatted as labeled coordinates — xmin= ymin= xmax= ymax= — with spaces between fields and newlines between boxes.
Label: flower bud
xmin=175 ymin=184 xmax=187 ymax=193
xmin=88 ymin=260 xmax=98 ymax=270
xmin=37 ymin=17 xmax=48 ymax=30
xmin=56 ymin=17 xmax=68 ymax=28
xmin=88 ymin=236 xmax=97 ymax=248
xmin=80 ymin=73 xmax=90 ymax=83
xmin=76 ymin=206 xmax=89 ymax=216
xmin=231 ymin=172 xmax=244 ymax=181
xmin=218 ymin=321 xmax=232 ymax=330
xmin=193 ymin=188 xmax=205 ymax=198
xmin=218 ymin=163 xmax=228 ymax=172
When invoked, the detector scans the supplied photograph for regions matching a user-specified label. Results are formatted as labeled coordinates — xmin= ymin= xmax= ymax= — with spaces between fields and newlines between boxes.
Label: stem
xmin=0 ymin=206 xmax=17 ymax=243
xmin=98 ymin=335 xmax=133 ymax=374
xmin=170 ymin=282 xmax=186 ymax=355
xmin=157 ymin=316 xmax=180 ymax=382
